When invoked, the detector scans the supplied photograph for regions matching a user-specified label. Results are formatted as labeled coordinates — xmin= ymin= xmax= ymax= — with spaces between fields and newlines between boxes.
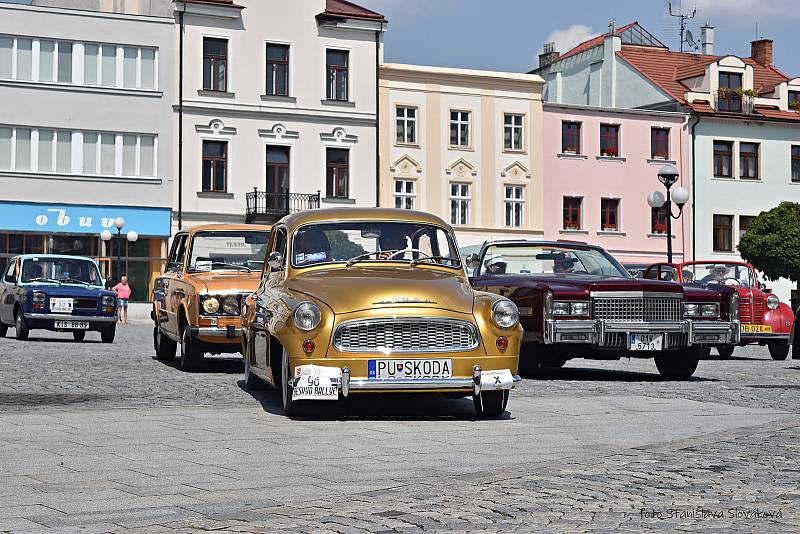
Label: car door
xmin=162 ymin=233 xmax=188 ymax=337
xmin=0 ymin=258 xmax=19 ymax=324
xmin=254 ymin=226 xmax=287 ymax=382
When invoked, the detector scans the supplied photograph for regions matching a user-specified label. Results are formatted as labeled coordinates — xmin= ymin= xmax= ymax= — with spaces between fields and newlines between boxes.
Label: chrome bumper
xmin=741 ymin=332 xmax=791 ymax=342
xmin=189 ymin=326 xmax=242 ymax=339
xmin=692 ymin=320 xmax=740 ymax=345
xmin=543 ymin=319 xmax=738 ymax=348
xmin=25 ymin=313 xmax=116 ymax=323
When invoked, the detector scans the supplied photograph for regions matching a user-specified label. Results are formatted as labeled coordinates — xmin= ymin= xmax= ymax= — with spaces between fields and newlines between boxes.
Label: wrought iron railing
xmin=245 ymin=189 xmax=321 ymax=223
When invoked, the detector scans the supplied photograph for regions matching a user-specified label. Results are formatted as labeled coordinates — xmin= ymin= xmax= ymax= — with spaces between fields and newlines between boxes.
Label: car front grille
xmin=333 ymin=318 xmax=480 ymax=353
xmin=592 ymin=296 xmax=682 ymax=322
xmin=601 ymin=332 xmax=687 ymax=349
xmin=739 ymin=294 xmax=764 ymax=324
xmin=73 ymin=298 xmax=98 ymax=310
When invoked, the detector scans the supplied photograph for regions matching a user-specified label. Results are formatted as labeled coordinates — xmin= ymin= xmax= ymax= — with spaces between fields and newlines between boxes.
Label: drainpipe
xmin=177 ymin=5 xmax=185 ymax=230
xmin=690 ymin=113 xmax=701 ymax=261
xmin=374 ymin=24 xmax=383 ymax=207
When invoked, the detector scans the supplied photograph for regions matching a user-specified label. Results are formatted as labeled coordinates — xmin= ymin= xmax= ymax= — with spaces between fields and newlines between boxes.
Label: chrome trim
xmin=691 ymin=320 xmax=740 ymax=344
xmin=332 ymin=316 xmax=480 ymax=354
xmin=347 ymin=377 xmax=477 ymax=390
xmin=341 ymin=367 xmax=350 ymax=397
xmin=545 ymin=319 xmax=693 ymax=347
xmin=740 ymin=332 xmax=791 ymax=341
xmin=473 ymin=365 xmax=481 ymax=395
xmin=24 ymin=313 xmax=116 ymax=323
xmin=190 ymin=326 xmax=243 ymax=338
xmin=589 ymin=291 xmax=683 ymax=299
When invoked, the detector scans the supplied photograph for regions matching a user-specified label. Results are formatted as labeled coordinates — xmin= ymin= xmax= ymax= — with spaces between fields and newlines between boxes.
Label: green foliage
xmin=738 ymin=202 xmax=800 ymax=282
xmin=325 ymin=230 xmax=366 ymax=260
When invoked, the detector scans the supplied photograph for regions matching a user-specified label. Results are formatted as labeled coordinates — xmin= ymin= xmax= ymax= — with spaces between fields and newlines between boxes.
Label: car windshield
xmin=684 ymin=263 xmax=755 ymax=287
xmin=187 ymin=231 xmax=270 ymax=272
xmin=290 ymin=221 xmax=461 ymax=269
xmin=20 ymin=257 xmax=103 ymax=286
xmin=476 ymin=244 xmax=630 ymax=278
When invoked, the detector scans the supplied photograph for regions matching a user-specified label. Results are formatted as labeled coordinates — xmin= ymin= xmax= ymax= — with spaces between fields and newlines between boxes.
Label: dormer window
xmin=789 ymin=90 xmax=800 ymax=111
xmin=717 ymin=72 xmax=742 ymax=112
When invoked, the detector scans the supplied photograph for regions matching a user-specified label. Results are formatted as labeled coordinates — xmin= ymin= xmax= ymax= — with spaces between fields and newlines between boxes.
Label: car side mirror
xmin=268 ymin=251 xmax=284 ymax=271
xmin=466 ymin=254 xmax=481 ymax=270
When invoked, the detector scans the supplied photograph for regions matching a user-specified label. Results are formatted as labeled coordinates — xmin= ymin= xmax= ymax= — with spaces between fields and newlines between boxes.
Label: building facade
xmin=543 ymin=103 xmax=689 ymax=263
xmin=0 ymin=0 xmax=175 ymax=300
xmin=379 ymin=63 xmax=545 ymax=249
xmin=175 ymin=0 xmax=386 ymax=230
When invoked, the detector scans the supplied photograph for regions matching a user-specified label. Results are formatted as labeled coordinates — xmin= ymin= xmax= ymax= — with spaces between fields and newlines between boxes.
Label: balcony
xmin=245 ymin=189 xmax=321 ymax=224
xmin=714 ymin=91 xmax=754 ymax=114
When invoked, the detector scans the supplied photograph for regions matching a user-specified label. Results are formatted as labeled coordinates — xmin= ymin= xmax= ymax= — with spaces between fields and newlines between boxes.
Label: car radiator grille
xmin=592 ymin=297 xmax=682 ymax=322
xmin=73 ymin=298 xmax=98 ymax=310
xmin=333 ymin=318 xmax=480 ymax=353
xmin=739 ymin=295 xmax=764 ymax=324
xmin=602 ymin=332 xmax=687 ymax=349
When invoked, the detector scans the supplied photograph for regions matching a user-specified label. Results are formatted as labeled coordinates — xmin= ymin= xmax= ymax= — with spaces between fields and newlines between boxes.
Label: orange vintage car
xmin=151 ymin=224 xmax=271 ymax=371
xmin=240 ymin=208 xmax=522 ymax=417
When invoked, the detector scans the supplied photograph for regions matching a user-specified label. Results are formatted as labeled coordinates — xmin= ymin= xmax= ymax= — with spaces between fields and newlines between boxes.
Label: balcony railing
xmin=714 ymin=93 xmax=754 ymax=114
xmin=245 ymin=189 xmax=321 ymax=224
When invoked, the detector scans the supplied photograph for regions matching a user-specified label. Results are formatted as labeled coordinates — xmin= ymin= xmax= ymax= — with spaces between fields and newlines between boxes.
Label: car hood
xmin=188 ymin=271 xmax=262 ymax=294
xmin=472 ymin=274 xmax=686 ymax=299
xmin=288 ymin=266 xmax=474 ymax=314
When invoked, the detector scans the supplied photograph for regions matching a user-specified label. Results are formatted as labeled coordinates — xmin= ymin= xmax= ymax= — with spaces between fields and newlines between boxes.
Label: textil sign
xmin=0 ymin=201 xmax=171 ymax=236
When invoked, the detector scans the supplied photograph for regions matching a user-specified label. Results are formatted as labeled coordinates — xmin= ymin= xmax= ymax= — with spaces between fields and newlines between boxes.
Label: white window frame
xmin=396 ymin=105 xmax=418 ymax=145
xmin=503 ymin=185 xmax=524 ymax=227
xmin=449 ymin=182 xmax=471 ymax=226
xmin=449 ymin=110 xmax=470 ymax=148
xmin=503 ymin=113 xmax=524 ymax=151
xmin=393 ymin=178 xmax=415 ymax=210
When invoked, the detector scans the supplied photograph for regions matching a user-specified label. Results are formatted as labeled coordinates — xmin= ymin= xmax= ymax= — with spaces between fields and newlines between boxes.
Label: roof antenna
xmin=668 ymin=1 xmax=697 ymax=52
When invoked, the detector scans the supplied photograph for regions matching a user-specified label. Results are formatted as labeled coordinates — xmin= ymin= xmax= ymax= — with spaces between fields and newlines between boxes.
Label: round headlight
xmin=102 ymin=295 xmax=115 ymax=306
xmin=293 ymin=301 xmax=321 ymax=331
xmin=766 ymin=294 xmax=779 ymax=310
xmin=222 ymin=296 xmax=240 ymax=315
xmin=202 ymin=296 xmax=220 ymax=314
xmin=32 ymin=291 xmax=46 ymax=303
xmin=492 ymin=299 xmax=519 ymax=328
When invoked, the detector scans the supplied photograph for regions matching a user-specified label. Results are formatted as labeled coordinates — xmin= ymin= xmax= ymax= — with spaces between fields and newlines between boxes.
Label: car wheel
xmin=101 ymin=323 xmax=116 ymax=344
xmin=717 ymin=345 xmax=735 ymax=358
xmin=243 ymin=339 xmax=262 ymax=390
xmin=281 ymin=348 xmax=298 ymax=416
xmin=473 ymin=390 xmax=509 ymax=418
xmin=72 ymin=331 xmax=86 ymax=342
xmin=0 ymin=323 xmax=7 ymax=337
xmin=700 ymin=346 xmax=712 ymax=358
xmin=153 ymin=326 xmax=175 ymax=359
xmin=14 ymin=310 xmax=29 ymax=341
xmin=179 ymin=327 xmax=203 ymax=372
xmin=768 ymin=341 xmax=790 ymax=361
xmin=654 ymin=346 xmax=701 ymax=380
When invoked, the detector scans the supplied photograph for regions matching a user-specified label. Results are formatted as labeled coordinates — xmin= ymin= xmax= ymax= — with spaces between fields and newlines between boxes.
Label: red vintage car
xmin=644 ymin=261 xmax=794 ymax=360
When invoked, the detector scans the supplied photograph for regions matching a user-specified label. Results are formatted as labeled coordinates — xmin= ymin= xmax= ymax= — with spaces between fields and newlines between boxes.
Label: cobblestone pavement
xmin=0 ymin=324 xmax=798 ymax=532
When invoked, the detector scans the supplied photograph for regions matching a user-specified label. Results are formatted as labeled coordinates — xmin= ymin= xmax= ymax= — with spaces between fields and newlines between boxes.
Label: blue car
xmin=0 ymin=254 xmax=118 ymax=342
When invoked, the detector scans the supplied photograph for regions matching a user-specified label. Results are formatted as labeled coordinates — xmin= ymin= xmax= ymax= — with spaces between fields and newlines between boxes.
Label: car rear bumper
xmin=542 ymin=319 xmax=739 ymax=348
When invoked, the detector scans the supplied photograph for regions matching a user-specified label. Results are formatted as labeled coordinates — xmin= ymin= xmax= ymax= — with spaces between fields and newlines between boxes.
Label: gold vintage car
xmin=151 ymin=224 xmax=271 ymax=371
xmin=240 ymin=208 xmax=522 ymax=417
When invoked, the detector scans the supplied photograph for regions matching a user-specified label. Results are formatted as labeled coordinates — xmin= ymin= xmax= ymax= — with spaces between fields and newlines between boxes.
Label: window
xmin=38 ymin=129 xmax=54 ymax=172
xmin=326 ymin=49 xmax=348 ymax=101
xmin=326 ymin=148 xmax=349 ymax=198
xmin=504 ymin=185 xmax=524 ymax=227
xmin=0 ymin=36 xmax=11 ymax=79
xmin=789 ymin=91 xmax=800 ymax=105
xmin=141 ymin=48 xmax=156 ymax=90
xmin=713 ymin=141 xmax=733 ymax=177
xmin=600 ymin=198 xmax=619 ymax=231
xmin=100 ymin=133 xmax=115 ymax=175
xmin=599 ymin=124 xmax=619 ymax=157
xmin=449 ymin=183 xmax=470 ymax=225
xmin=123 ymin=47 xmax=137 ymax=89
xmin=57 ymin=41 xmax=72 ymax=83
xmin=651 ymin=127 xmax=669 ymax=160
xmin=15 ymin=128 xmax=31 ymax=171
xmin=394 ymin=179 xmax=415 ymax=209
xmin=0 ymin=127 xmax=10 ymax=170
xmin=56 ymin=130 xmax=71 ymax=173
xmin=651 ymin=206 xmax=668 ymax=234
xmin=718 ymin=72 xmax=742 ymax=112
xmin=739 ymin=142 xmax=759 ymax=180
xmin=266 ymin=43 xmax=289 ymax=96
xmin=396 ymin=106 xmax=417 ymax=145
xmin=202 ymin=140 xmax=227 ymax=192
xmin=101 ymin=45 xmax=116 ymax=86
xmin=450 ymin=111 xmax=470 ymax=147
xmin=504 ymin=114 xmax=523 ymax=151
xmin=739 ymin=215 xmax=755 ymax=239
xmin=266 ymin=145 xmax=289 ymax=195
xmin=16 ymin=38 xmax=32 ymax=81
xmin=713 ymin=214 xmax=734 ymax=252
xmin=203 ymin=37 xmax=227 ymax=92
xmin=39 ymin=40 xmax=54 ymax=82
xmin=563 ymin=197 xmax=582 ymax=230
xmin=122 ymin=134 xmax=136 ymax=176
xmin=562 ymin=121 xmax=581 ymax=154
xmin=792 ymin=146 xmax=800 ymax=183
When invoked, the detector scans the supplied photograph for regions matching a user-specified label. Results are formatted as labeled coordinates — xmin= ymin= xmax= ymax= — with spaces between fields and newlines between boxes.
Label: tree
xmin=738 ymin=202 xmax=800 ymax=296
xmin=326 ymin=230 xmax=366 ymax=260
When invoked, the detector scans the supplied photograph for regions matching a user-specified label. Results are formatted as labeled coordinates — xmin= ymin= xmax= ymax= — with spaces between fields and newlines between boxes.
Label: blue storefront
xmin=0 ymin=201 xmax=172 ymax=301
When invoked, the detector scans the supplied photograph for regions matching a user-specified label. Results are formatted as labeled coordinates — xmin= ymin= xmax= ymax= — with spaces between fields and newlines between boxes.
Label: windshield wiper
xmin=210 ymin=261 xmax=251 ymax=272
xmin=26 ymin=277 xmax=62 ymax=285
xmin=62 ymin=278 xmax=91 ymax=286
xmin=346 ymin=251 xmax=385 ymax=267
xmin=409 ymin=256 xmax=462 ymax=268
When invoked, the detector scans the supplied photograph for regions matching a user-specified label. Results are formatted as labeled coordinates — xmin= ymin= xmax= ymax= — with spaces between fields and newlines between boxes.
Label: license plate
xmin=55 ymin=321 xmax=89 ymax=330
xmin=629 ymin=334 xmax=663 ymax=351
xmin=368 ymin=358 xmax=452 ymax=380
xmin=50 ymin=298 xmax=73 ymax=313
xmin=741 ymin=324 xmax=772 ymax=334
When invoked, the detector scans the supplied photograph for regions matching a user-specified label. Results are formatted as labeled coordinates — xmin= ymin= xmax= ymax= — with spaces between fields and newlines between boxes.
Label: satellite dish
xmin=686 ymin=30 xmax=697 ymax=49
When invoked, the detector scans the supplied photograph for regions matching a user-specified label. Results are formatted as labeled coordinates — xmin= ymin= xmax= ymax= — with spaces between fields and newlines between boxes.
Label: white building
xmin=175 ymin=0 xmax=386 ymax=229
xmin=0 ymin=0 xmax=175 ymax=301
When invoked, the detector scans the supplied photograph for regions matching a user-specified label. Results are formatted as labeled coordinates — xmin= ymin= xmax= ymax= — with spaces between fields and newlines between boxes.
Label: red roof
xmin=559 ymin=22 xmax=638 ymax=60
xmin=753 ymin=105 xmax=800 ymax=121
xmin=321 ymin=0 xmax=386 ymax=22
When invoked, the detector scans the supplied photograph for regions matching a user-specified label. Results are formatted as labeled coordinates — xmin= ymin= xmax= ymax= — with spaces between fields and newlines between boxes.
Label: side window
xmin=3 ymin=260 xmax=17 ymax=283
xmin=270 ymin=228 xmax=287 ymax=272
xmin=166 ymin=234 xmax=187 ymax=272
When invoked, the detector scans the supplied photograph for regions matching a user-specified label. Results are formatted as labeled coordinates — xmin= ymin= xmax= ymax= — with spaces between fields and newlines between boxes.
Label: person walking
xmin=112 ymin=275 xmax=132 ymax=324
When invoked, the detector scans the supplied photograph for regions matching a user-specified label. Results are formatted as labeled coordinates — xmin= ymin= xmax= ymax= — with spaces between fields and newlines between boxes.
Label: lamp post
xmin=100 ymin=218 xmax=138 ymax=283
xmin=647 ymin=164 xmax=690 ymax=263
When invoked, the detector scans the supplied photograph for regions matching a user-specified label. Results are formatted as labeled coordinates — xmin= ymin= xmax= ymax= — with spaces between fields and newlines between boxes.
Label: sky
xmin=359 ymin=0 xmax=800 ymax=75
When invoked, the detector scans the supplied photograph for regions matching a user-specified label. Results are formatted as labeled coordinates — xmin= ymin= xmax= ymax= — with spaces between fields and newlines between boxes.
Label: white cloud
xmin=692 ymin=0 xmax=800 ymax=21
xmin=542 ymin=24 xmax=600 ymax=55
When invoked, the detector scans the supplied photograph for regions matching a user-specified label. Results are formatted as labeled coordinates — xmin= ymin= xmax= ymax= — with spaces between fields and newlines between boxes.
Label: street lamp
xmin=100 ymin=218 xmax=138 ymax=283
xmin=647 ymin=164 xmax=690 ymax=263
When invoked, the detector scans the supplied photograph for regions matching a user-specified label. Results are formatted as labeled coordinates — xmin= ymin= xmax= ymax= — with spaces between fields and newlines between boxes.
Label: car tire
xmin=14 ymin=310 xmax=29 ymax=341
xmin=72 ymin=331 xmax=86 ymax=342
xmin=518 ymin=342 xmax=544 ymax=377
xmin=281 ymin=348 xmax=298 ymax=416
xmin=243 ymin=340 xmax=262 ymax=390
xmin=179 ymin=327 xmax=203 ymax=372
xmin=768 ymin=341 xmax=790 ymax=361
xmin=654 ymin=346 xmax=701 ymax=380
xmin=0 ymin=323 xmax=7 ymax=337
xmin=101 ymin=323 xmax=116 ymax=344
xmin=153 ymin=326 xmax=176 ymax=359
xmin=700 ymin=346 xmax=712 ymax=358
xmin=473 ymin=390 xmax=509 ymax=418
xmin=717 ymin=345 xmax=735 ymax=358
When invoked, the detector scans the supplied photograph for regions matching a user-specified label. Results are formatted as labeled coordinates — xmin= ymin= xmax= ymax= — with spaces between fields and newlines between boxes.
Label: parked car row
xmin=147 ymin=207 xmax=797 ymax=418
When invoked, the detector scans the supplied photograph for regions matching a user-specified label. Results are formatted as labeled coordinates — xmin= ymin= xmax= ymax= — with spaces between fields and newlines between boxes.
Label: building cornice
xmin=381 ymin=63 xmax=544 ymax=91
xmin=544 ymin=102 xmax=688 ymax=119
xmin=175 ymin=103 xmax=376 ymax=126
xmin=0 ymin=3 xmax=175 ymax=24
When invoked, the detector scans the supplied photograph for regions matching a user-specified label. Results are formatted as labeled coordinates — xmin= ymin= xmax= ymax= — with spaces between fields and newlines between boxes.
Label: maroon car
xmin=468 ymin=241 xmax=739 ymax=380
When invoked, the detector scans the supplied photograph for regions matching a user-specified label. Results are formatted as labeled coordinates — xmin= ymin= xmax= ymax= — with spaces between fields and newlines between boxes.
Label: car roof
xmin=176 ymin=224 xmax=272 ymax=235
xmin=478 ymin=240 xmax=604 ymax=253
xmin=16 ymin=254 xmax=99 ymax=263
xmin=279 ymin=208 xmax=450 ymax=233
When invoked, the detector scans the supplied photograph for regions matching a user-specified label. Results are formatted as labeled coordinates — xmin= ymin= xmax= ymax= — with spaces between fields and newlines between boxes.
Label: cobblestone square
xmin=0 ymin=323 xmax=798 ymax=532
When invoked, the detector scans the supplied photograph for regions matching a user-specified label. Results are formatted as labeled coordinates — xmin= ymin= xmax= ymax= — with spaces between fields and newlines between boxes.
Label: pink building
xmin=543 ymin=103 xmax=690 ymax=265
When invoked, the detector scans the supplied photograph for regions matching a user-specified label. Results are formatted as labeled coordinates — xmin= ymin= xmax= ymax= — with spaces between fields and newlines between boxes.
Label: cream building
xmin=379 ymin=63 xmax=545 ymax=249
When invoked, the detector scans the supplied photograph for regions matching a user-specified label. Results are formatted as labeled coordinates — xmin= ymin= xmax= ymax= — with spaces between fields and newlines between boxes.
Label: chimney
xmin=700 ymin=24 xmax=714 ymax=55
xmin=751 ymin=39 xmax=773 ymax=66
xmin=538 ymin=42 xmax=560 ymax=69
